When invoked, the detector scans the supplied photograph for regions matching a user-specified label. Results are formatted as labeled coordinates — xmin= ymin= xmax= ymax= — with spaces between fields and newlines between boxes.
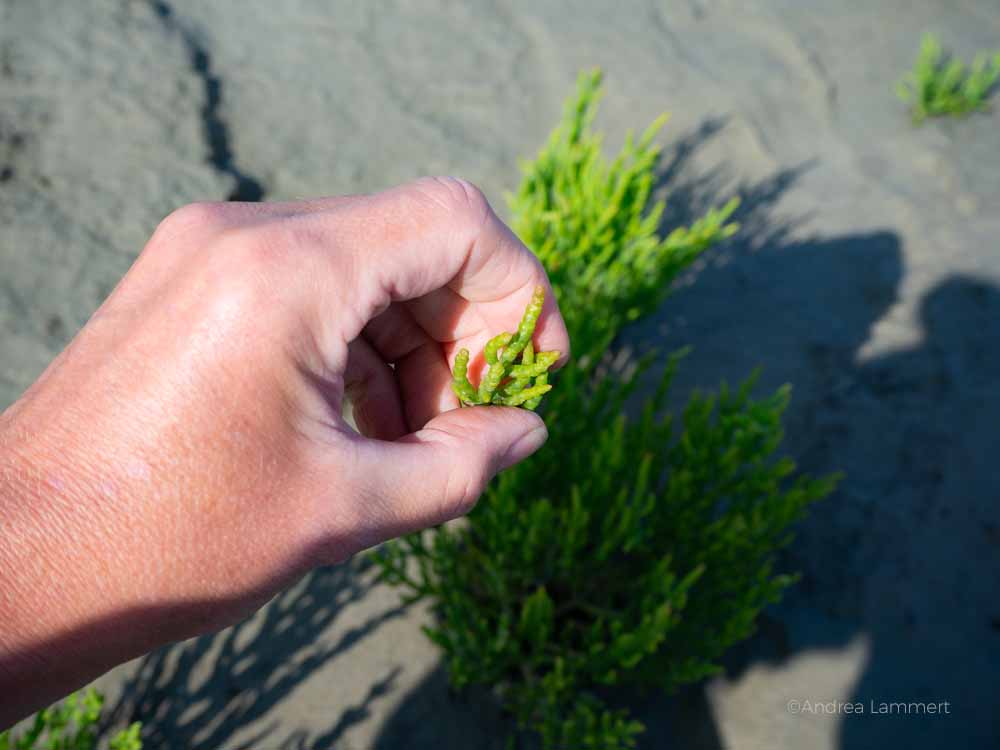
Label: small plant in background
xmin=897 ymin=33 xmax=1000 ymax=122
xmin=0 ymin=690 xmax=141 ymax=750
xmin=451 ymin=286 xmax=560 ymax=410
xmin=378 ymin=69 xmax=838 ymax=749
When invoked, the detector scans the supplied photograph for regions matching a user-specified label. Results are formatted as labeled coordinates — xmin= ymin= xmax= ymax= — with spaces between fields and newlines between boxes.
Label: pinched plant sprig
xmin=451 ymin=286 xmax=559 ymax=410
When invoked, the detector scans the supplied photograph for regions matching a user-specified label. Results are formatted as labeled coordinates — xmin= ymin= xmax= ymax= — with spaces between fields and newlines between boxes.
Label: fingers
xmin=153 ymin=181 xmax=570 ymax=359
xmin=328 ymin=405 xmax=547 ymax=547
xmin=343 ymin=337 xmax=406 ymax=441
xmin=394 ymin=339 xmax=457 ymax=432
xmin=154 ymin=180 xmax=570 ymax=370
xmin=355 ymin=177 xmax=543 ymax=302
xmin=361 ymin=305 xmax=458 ymax=431
xmin=294 ymin=177 xmax=570 ymax=359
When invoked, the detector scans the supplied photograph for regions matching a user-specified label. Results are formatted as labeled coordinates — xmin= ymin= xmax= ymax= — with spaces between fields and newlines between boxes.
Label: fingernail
xmin=498 ymin=422 xmax=548 ymax=472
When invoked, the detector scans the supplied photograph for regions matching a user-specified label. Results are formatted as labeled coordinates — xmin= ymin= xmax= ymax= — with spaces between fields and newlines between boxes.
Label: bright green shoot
xmin=508 ymin=69 xmax=738 ymax=368
xmin=451 ymin=285 xmax=559 ymax=410
xmin=897 ymin=33 xmax=1000 ymax=122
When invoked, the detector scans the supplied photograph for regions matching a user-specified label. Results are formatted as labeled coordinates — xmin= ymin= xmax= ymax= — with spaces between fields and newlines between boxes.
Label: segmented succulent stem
xmin=451 ymin=348 xmax=479 ymax=405
xmin=504 ymin=341 xmax=534 ymax=397
xmin=485 ymin=332 xmax=514 ymax=365
xmin=523 ymin=372 xmax=547 ymax=411
xmin=501 ymin=286 xmax=546 ymax=365
xmin=508 ymin=351 xmax=560 ymax=379
xmin=498 ymin=383 xmax=552 ymax=407
xmin=449 ymin=286 xmax=560 ymax=410
xmin=478 ymin=357 xmax=508 ymax=403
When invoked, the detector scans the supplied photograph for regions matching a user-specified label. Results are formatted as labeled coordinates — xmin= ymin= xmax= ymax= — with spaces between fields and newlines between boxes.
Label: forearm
xmin=0 ymin=389 xmax=313 ymax=728
xmin=0 ymin=414 xmax=155 ymax=728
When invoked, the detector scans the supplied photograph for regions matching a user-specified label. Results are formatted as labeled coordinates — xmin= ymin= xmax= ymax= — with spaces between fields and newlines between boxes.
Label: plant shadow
xmin=365 ymin=115 xmax=999 ymax=748
xmin=628 ymin=118 xmax=1000 ymax=749
xmin=107 ymin=558 xmax=407 ymax=749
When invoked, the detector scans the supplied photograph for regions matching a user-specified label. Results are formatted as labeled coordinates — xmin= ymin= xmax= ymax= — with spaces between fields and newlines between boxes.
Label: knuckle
xmin=156 ymin=201 xmax=230 ymax=239
xmin=144 ymin=202 xmax=232 ymax=261
xmin=440 ymin=176 xmax=490 ymax=214
xmin=410 ymin=176 xmax=491 ymax=229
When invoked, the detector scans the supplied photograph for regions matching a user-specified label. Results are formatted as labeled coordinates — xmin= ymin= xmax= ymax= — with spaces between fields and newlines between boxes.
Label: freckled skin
xmin=0 ymin=178 xmax=569 ymax=727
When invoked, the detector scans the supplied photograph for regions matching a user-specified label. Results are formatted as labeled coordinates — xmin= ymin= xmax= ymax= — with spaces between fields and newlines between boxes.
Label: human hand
xmin=0 ymin=178 xmax=568 ymax=724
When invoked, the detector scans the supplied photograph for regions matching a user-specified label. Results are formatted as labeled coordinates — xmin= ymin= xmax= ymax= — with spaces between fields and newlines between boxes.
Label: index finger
xmin=298 ymin=177 xmax=570 ymax=362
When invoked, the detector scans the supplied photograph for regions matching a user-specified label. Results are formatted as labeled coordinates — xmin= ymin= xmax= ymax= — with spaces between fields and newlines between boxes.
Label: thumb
xmin=351 ymin=406 xmax=547 ymax=541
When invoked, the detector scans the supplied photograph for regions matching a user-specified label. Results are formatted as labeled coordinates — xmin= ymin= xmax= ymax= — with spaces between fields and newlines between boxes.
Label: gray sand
xmin=2 ymin=1 xmax=999 ymax=747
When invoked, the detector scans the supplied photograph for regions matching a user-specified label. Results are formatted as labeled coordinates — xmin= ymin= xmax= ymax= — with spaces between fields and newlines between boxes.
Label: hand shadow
xmin=631 ymin=123 xmax=999 ymax=748
xmin=106 ymin=558 xmax=406 ymax=750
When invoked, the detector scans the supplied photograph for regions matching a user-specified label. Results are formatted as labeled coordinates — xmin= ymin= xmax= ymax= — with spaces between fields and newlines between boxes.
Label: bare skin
xmin=0 ymin=177 xmax=570 ymax=727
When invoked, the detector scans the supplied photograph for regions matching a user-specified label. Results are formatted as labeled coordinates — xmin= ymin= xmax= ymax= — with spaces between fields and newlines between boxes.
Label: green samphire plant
xmin=377 ymin=69 xmax=838 ymax=749
xmin=452 ymin=285 xmax=559 ymax=410
xmin=898 ymin=33 xmax=1000 ymax=122
xmin=0 ymin=690 xmax=141 ymax=750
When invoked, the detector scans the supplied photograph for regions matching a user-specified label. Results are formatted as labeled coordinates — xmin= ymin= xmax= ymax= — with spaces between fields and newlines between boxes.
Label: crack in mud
xmin=150 ymin=1 xmax=265 ymax=201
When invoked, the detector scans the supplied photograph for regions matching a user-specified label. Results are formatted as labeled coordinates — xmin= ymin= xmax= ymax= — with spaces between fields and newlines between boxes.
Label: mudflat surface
xmin=2 ymin=1 xmax=999 ymax=747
